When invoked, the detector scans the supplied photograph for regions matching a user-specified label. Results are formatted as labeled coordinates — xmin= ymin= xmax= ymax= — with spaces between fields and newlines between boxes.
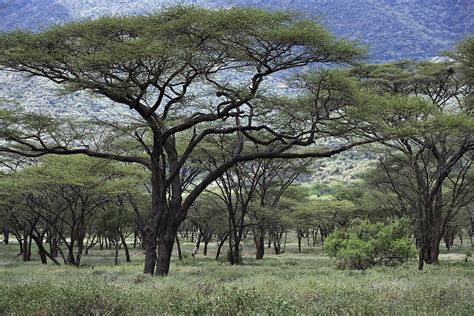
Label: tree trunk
xmin=66 ymin=242 xmax=76 ymax=265
xmin=156 ymin=239 xmax=174 ymax=276
xmin=297 ymin=230 xmax=303 ymax=253
xmin=133 ymin=230 xmax=138 ymax=248
xmin=422 ymin=237 xmax=441 ymax=265
xmin=255 ymin=234 xmax=264 ymax=260
xmin=273 ymin=240 xmax=281 ymax=255
xmin=320 ymin=229 xmax=325 ymax=251
xmin=192 ymin=229 xmax=202 ymax=257
xmin=22 ymin=232 xmax=31 ymax=262
xmin=30 ymin=234 xmax=47 ymax=264
xmin=99 ymin=235 xmax=104 ymax=250
xmin=2 ymin=227 xmax=9 ymax=244
xmin=14 ymin=233 xmax=23 ymax=255
xmin=203 ymin=238 xmax=209 ymax=256
xmin=120 ymin=231 xmax=131 ymax=263
xmin=32 ymin=234 xmax=60 ymax=266
xmin=114 ymin=238 xmax=119 ymax=265
xmin=27 ymin=235 xmax=33 ymax=260
xmin=75 ymin=234 xmax=85 ymax=266
xmin=143 ymin=224 xmax=157 ymax=275
xmin=175 ymin=236 xmax=182 ymax=261
xmin=215 ymin=233 xmax=228 ymax=260
xmin=228 ymin=231 xmax=242 ymax=265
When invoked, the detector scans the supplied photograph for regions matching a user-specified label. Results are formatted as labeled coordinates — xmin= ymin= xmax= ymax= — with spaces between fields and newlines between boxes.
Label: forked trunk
xmin=120 ymin=231 xmax=131 ymax=263
xmin=215 ymin=233 xmax=228 ymax=260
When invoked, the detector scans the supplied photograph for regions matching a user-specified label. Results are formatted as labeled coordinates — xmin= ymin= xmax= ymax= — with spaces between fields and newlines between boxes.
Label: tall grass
xmin=0 ymin=242 xmax=472 ymax=314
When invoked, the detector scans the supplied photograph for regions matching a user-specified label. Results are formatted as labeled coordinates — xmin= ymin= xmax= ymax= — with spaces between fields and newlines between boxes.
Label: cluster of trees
xmin=0 ymin=156 xmax=149 ymax=266
xmin=0 ymin=6 xmax=472 ymax=275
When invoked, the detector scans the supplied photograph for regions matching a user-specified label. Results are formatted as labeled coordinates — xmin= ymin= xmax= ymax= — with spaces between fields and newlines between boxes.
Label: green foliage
xmin=325 ymin=219 xmax=416 ymax=269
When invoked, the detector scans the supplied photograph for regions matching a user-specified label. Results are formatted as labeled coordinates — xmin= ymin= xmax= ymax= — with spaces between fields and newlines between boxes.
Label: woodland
xmin=0 ymin=6 xmax=472 ymax=315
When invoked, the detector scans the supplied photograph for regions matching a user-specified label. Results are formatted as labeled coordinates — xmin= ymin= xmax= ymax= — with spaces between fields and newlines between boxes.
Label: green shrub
xmin=325 ymin=219 xmax=416 ymax=269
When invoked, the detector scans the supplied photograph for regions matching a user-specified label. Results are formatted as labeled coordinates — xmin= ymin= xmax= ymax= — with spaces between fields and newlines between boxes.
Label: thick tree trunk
xmin=228 ymin=233 xmax=242 ymax=265
xmin=66 ymin=242 xmax=76 ymax=265
xmin=255 ymin=234 xmax=264 ymax=260
xmin=143 ymin=224 xmax=157 ymax=275
xmin=156 ymin=239 xmax=174 ymax=276
xmin=422 ymin=237 xmax=441 ymax=265
xmin=2 ymin=227 xmax=9 ymax=244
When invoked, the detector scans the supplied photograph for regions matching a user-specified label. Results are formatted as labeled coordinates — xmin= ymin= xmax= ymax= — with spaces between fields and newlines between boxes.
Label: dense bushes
xmin=325 ymin=219 xmax=416 ymax=269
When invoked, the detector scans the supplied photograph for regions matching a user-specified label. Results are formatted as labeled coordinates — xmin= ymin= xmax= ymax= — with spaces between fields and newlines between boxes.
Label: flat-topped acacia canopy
xmin=0 ymin=5 xmax=368 ymax=275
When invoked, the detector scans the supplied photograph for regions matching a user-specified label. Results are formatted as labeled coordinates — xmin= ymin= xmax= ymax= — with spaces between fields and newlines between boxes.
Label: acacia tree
xmin=0 ymin=6 xmax=371 ymax=275
xmin=351 ymin=55 xmax=474 ymax=268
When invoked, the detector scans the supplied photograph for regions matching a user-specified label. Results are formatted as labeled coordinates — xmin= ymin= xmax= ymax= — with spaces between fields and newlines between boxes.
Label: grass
xmin=0 ymin=239 xmax=473 ymax=315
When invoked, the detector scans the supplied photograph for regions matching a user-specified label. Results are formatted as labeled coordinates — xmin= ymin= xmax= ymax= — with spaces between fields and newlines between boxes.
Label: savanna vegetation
xmin=0 ymin=5 xmax=473 ymax=315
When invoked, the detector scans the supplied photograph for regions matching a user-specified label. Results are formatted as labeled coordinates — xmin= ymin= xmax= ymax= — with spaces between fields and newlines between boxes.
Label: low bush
xmin=325 ymin=219 xmax=416 ymax=269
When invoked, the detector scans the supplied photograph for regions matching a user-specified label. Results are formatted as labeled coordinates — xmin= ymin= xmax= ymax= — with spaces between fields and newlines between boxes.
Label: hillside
xmin=0 ymin=1 xmax=470 ymax=180
xmin=1 ymin=0 xmax=472 ymax=62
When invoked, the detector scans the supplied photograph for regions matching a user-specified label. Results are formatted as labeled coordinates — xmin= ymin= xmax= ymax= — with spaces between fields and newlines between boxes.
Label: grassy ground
xmin=0 ymin=239 xmax=472 ymax=315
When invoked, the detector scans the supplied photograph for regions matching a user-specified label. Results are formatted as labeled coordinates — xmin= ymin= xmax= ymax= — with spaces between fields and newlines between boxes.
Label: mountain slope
xmin=2 ymin=0 xmax=471 ymax=62
xmin=0 ymin=0 xmax=472 ymax=117
xmin=0 ymin=0 xmax=70 ymax=32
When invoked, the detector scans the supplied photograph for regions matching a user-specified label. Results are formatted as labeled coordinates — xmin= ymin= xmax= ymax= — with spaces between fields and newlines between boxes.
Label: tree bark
xmin=156 ymin=239 xmax=174 ymax=276
xmin=203 ymin=238 xmax=209 ymax=256
xmin=143 ymin=224 xmax=157 ymax=275
xmin=114 ymin=238 xmax=119 ymax=265
xmin=22 ymin=232 xmax=31 ymax=262
xmin=2 ymin=227 xmax=9 ymax=244
xmin=175 ymin=236 xmax=182 ymax=261
xmin=255 ymin=234 xmax=264 ymax=260
xmin=215 ymin=233 xmax=228 ymax=260
xmin=120 ymin=231 xmax=131 ymax=263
